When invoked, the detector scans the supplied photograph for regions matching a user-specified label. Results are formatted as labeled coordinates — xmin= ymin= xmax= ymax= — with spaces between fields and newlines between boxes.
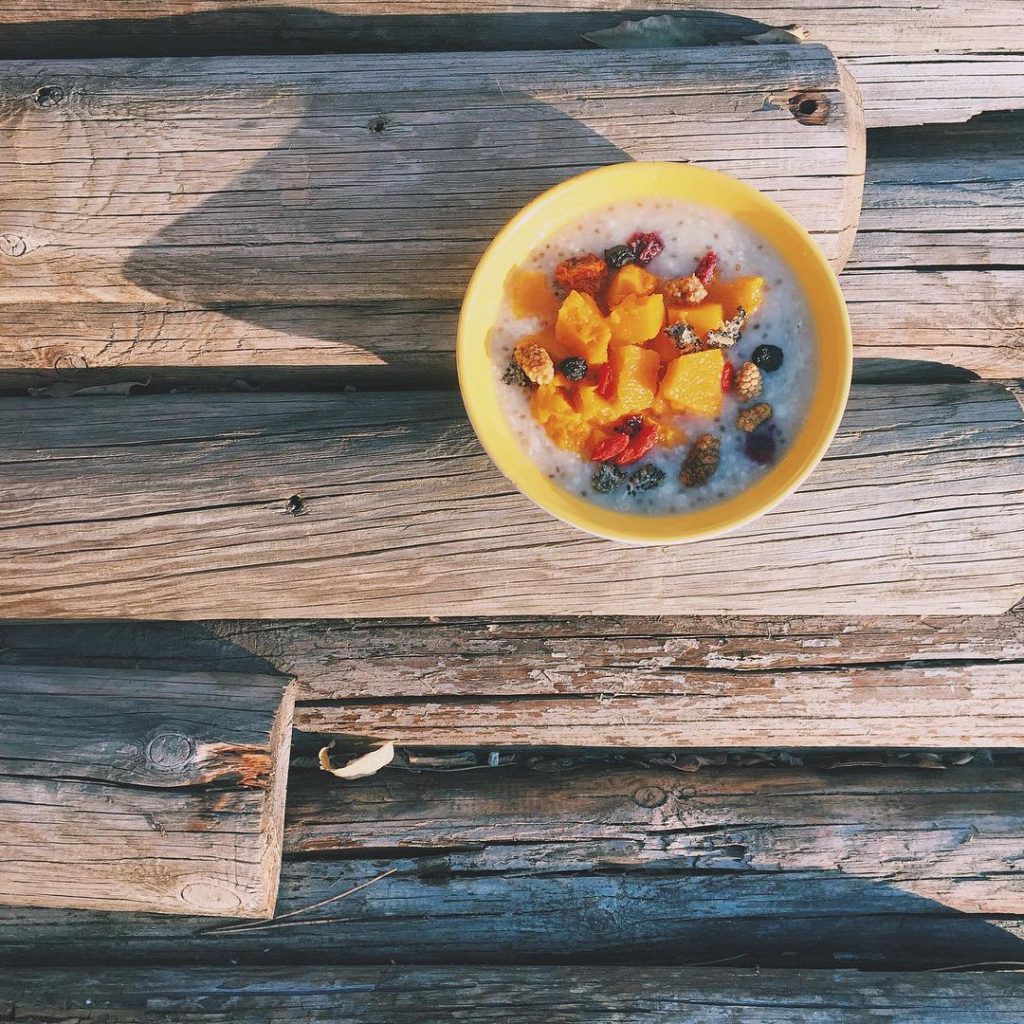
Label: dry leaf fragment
xmin=743 ymin=25 xmax=809 ymax=45
xmin=318 ymin=740 xmax=395 ymax=780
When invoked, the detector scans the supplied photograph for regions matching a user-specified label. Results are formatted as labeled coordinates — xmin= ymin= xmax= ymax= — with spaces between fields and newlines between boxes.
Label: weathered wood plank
xmin=285 ymin=765 xmax=1024 ymax=914
xmin=3 ymin=764 xmax=1024 ymax=970
xmin=3 ymin=965 xmax=1024 ymax=1023
xmin=0 ymin=665 xmax=294 ymax=917
xmin=0 ymin=384 xmax=1021 ymax=621
xmin=3 ymin=114 xmax=1022 ymax=389
xmin=0 ymin=48 xmax=862 ymax=314
xmin=4 ymin=614 xmax=1023 ymax=750
xmin=0 ymin=0 xmax=1020 ymax=59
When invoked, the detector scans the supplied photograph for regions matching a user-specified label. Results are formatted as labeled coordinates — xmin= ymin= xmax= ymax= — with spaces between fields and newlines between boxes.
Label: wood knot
xmin=180 ymin=880 xmax=242 ymax=913
xmin=633 ymin=785 xmax=667 ymax=809
xmin=0 ymin=233 xmax=27 ymax=258
xmin=34 ymin=85 xmax=65 ymax=108
xmin=788 ymin=91 xmax=830 ymax=125
xmin=146 ymin=731 xmax=196 ymax=772
xmin=366 ymin=114 xmax=390 ymax=134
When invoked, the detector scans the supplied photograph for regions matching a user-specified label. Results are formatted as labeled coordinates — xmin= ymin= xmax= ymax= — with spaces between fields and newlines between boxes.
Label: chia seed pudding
xmin=490 ymin=196 xmax=816 ymax=514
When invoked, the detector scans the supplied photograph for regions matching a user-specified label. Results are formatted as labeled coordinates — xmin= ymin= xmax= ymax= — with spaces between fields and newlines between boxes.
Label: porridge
xmin=490 ymin=197 xmax=817 ymax=513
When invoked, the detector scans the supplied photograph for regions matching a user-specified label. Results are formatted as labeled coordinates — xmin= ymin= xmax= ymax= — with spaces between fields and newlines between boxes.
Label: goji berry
xmin=613 ymin=420 xmax=658 ymax=466
xmin=721 ymin=361 xmax=735 ymax=392
xmin=695 ymin=250 xmax=719 ymax=286
xmin=627 ymin=231 xmax=664 ymax=266
xmin=596 ymin=363 xmax=615 ymax=399
xmin=591 ymin=433 xmax=630 ymax=463
xmin=613 ymin=414 xmax=643 ymax=437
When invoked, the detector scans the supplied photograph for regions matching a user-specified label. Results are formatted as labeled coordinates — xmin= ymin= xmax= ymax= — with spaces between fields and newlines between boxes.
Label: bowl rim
xmin=456 ymin=161 xmax=853 ymax=545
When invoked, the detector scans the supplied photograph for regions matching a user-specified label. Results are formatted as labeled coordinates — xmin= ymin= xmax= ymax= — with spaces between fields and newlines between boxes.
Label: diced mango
xmin=555 ymin=290 xmax=611 ymax=364
xmin=659 ymin=348 xmax=725 ymax=418
xmin=707 ymin=276 xmax=765 ymax=318
xmin=610 ymin=344 xmax=661 ymax=415
xmin=542 ymin=414 xmax=593 ymax=455
xmin=655 ymin=419 xmax=687 ymax=448
xmin=516 ymin=327 xmax=568 ymax=365
xmin=606 ymin=263 xmax=659 ymax=307
xmin=667 ymin=302 xmax=725 ymax=339
xmin=506 ymin=267 xmax=560 ymax=322
xmin=577 ymin=384 xmax=621 ymax=427
xmin=608 ymin=293 xmax=666 ymax=346
xmin=531 ymin=383 xmax=576 ymax=424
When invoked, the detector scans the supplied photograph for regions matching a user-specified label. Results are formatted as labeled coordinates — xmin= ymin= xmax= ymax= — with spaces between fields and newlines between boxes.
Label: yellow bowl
xmin=457 ymin=162 xmax=852 ymax=544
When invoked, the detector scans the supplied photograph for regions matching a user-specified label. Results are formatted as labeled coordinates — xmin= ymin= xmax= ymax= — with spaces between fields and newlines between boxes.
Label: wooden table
xmin=1 ymin=2 xmax=1023 ymax=1019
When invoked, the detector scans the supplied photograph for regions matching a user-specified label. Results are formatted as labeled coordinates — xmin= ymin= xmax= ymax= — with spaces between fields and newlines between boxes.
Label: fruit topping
xmin=559 ymin=355 xmax=588 ymax=381
xmin=627 ymin=463 xmax=667 ymax=495
xmin=705 ymin=307 xmax=747 ymax=348
xmin=752 ymin=343 xmax=784 ymax=372
xmin=665 ymin=321 xmax=702 ymax=353
xmin=745 ymin=425 xmax=779 ymax=465
xmin=592 ymin=463 xmax=626 ymax=493
xmin=627 ymin=231 xmax=664 ymax=266
xmin=680 ymin=433 xmax=720 ymax=487
xmin=694 ymin=250 xmax=719 ymax=286
xmin=604 ymin=244 xmax=636 ymax=269
xmin=514 ymin=338 xmax=555 ymax=385
xmin=614 ymin=414 xmax=644 ymax=437
xmin=663 ymin=274 xmax=708 ymax=306
xmin=554 ymin=253 xmax=609 ymax=296
xmin=591 ymin=432 xmax=630 ymax=463
xmin=613 ymin=419 xmax=659 ymax=466
xmin=737 ymin=402 xmax=773 ymax=433
xmin=734 ymin=360 xmax=763 ymax=401
xmin=502 ymin=359 xmax=532 ymax=387
xmin=721 ymin=361 xmax=735 ymax=393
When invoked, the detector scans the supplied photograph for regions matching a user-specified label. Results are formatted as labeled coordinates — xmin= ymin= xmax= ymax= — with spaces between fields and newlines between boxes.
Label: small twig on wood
xmin=200 ymin=867 xmax=398 ymax=937
xmin=926 ymin=961 xmax=1024 ymax=973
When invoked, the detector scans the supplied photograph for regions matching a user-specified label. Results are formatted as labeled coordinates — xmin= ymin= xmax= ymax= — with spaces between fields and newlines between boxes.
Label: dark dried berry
xmin=745 ymin=426 xmax=779 ymax=465
xmin=627 ymin=463 xmax=666 ymax=495
xmin=592 ymin=463 xmax=626 ymax=494
xmin=627 ymin=231 xmax=664 ymax=266
xmin=502 ymin=359 xmax=532 ymax=387
xmin=559 ymin=355 xmax=588 ymax=381
xmin=752 ymin=344 xmax=784 ymax=372
xmin=695 ymin=250 xmax=719 ymax=286
xmin=614 ymin=414 xmax=644 ymax=437
xmin=604 ymin=244 xmax=635 ymax=269
xmin=666 ymin=321 xmax=702 ymax=352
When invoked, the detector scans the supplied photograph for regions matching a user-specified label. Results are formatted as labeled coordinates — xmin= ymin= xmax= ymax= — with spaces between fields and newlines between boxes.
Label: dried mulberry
xmin=559 ymin=355 xmax=588 ymax=381
xmin=514 ymin=339 xmax=555 ymax=385
xmin=554 ymin=253 xmax=608 ymax=296
xmin=502 ymin=359 xmax=531 ymax=387
xmin=680 ymin=433 xmax=720 ymax=487
xmin=737 ymin=402 xmax=772 ymax=433
xmin=663 ymin=274 xmax=708 ymax=306
xmin=752 ymin=343 xmax=784 ymax=372
xmin=627 ymin=463 xmax=666 ymax=495
xmin=666 ymin=322 xmax=702 ymax=354
xmin=734 ymin=361 xmax=763 ymax=401
xmin=592 ymin=463 xmax=625 ymax=494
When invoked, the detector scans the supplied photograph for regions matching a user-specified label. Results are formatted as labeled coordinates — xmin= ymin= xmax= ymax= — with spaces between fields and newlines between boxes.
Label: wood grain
xmin=0 ymin=665 xmax=294 ymax=917
xmin=284 ymin=765 xmax=1024 ymax=914
xmin=5 ymin=614 xmax=1022 ymax=749
xmin=3 ymin=114 xmax=1022 ymax=389
xmin=0 ymin=47 xmax=862 ymax=309
xmin=3 ymin=765 xmax=1024 ymax=970
xmin=0 ymin=0 xmax=1020 ymax=59
xmin=2 ymin=965 xmax=1024 ymax=1022
xmin=0 ymin=384 xmax=1021 ymax=621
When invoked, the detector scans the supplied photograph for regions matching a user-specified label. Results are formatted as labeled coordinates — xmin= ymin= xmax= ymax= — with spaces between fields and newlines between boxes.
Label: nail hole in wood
xmin=34 ymin=85 xmax=65 ymax=108
xmin=788 ymin=91 xmax=830 ymax=126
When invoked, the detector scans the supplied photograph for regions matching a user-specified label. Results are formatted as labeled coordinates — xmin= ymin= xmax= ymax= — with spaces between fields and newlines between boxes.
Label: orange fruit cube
xmin=606 ymin=263 xmax=659 ymax=307
xmin=667 ymin=302 xmax=725 ymax=339
xmin=555 ymin=290 xmax=611 ymax=364
xmin=610 ymin=344 xmax=661 ymax=415
xmin=506 ymin=267 xmax=560 ymax=323
xmin=608 ymin=293 xmax=666 ymax=346
xmin=576 ymin=384 xmax=621 ymax=427
xmin=659 ymin=349 xmax=725 ymax=418
xmin=707 ymin=276 xmax=765 ymax=319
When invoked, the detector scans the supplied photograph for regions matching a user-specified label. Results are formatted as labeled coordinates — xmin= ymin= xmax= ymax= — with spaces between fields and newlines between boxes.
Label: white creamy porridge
xmin=490 ymin=196 xmax=817 ymax=514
